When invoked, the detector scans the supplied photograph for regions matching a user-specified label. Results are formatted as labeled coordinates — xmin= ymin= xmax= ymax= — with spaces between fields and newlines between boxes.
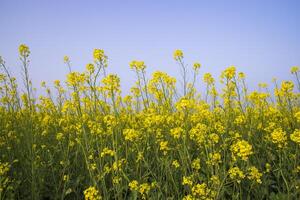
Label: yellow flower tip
xmin=221 ymin=65 xmax=236 ymax=79
xmin=230 ymin=139 xmax=253 ymax=161
xmin=83 ymin=186 xmax=101 ymax=200
xmin=182 ymin=176 xmax=193 ymax=186
xmin=19 ymin=44 xmax=30 ymax=57
xmin=193 ymin=62 xmax=201 ymax=70
xmin=228 ymin=166 xmax=245 ymax=183
xmin=54 ymin=80 xmax=60 ymax=87
xmin=172 ymin=160 xmax=180 ymax=168
xmin=173 ymin=49 xmax=183 ymax=60
xmin=63 ymin=56 xmax=70 ymax=63
xmin=203 ymin=73 xmax=214 ymax=85
xmin=86 ymin=63 xmax=95 ymax=73
xmin=129 ymin=60 xmax=146 ymax=71
xmin=290 ymin=129 xmax=300 ymax=145
xmin=93 ymin=49 xmax=107 ymax=63
xmin=238 ymin=72 xmax=245 ymax=79
xmin=129 ymin=180 xmax=139 ymax=191
xmin=290 ymin=66 xmax=299 ymax=74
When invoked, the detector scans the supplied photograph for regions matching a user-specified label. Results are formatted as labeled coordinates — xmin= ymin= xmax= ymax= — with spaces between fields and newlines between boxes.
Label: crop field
xmin=0 ymin=45 xmax=300 ymax=199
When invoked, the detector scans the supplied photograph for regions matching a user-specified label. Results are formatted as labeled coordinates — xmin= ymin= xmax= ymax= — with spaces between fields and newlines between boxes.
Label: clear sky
xmin=0 ymin=0 xmax=299 ymax=94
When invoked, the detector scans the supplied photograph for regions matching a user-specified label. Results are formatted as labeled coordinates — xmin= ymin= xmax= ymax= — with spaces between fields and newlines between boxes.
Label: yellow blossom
xmin=270 ymin=128 xmax=287 ymax=148
xmin=173 ymin=49 xmax=183 ymax=60
xmin=172 ymin=160 xmax=180 ymax=168
xmin=182 ymin=176 xmax=193 ymax=186
xmin=19 ymin=44 xmax=30 ymax=57
xmin=230 ymin=139 xmax=253 ymax=161
xmin=290 ymin=129 xmax=300 ymax=145
xmin=129 ymin=180 xmax=139 ymax=191
xmin=247 ymin=166 xmax=262 ymax=184
xmin=228 ymin=166 xmax=245 ymax=183
xmin=83 ymin=186 xmax=101 ymax=200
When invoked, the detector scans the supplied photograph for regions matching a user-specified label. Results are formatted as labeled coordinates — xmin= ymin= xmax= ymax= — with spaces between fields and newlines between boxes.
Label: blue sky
xmin=0 ymin=0 xmax=299 ymax=94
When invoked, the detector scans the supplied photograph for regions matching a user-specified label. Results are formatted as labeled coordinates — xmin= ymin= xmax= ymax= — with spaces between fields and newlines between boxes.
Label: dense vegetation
xmin=0 ymin=45 xmax=299 ymax=199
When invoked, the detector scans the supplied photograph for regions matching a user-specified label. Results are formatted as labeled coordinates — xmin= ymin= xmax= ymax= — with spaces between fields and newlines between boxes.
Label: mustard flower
xmin=173 ymin=49 xmax=183 ymax=60
xmin=270 ymin=128 xmax=287 ymax=148
xmin=159 ymin=140 xmax=169 ymax=155
xmin=100 ymin=147 xmax=115 ymax=157
xmin=19 ymin=44 xmax=30 ymax=57
xmin=0 ymin=162 xmax=10 ymax=176
xmin=228 ymin=166 xmax=245 ymax=183
xmin=123 ymin=128 xmax=140 ymax=142
xmin=129 ymin=180 xmax=139 ymax=191
xmin=247 ymin=166 xmax=262 ymax=184
xmin=83 ymin=186 xmax=101 ymax=200
xmin=139 ymin=183 xmax=151 ymax=199
xmin=170 ymin=127 xmax=183 ymax=139
xmin=191 ymin=158 xmax=201 ymax=170
xmin=290 ymin=129 xmax=300 ymax=145
xmin=203 ymin=73 xmax=214 ymax=85
xmin=221 ymin=66 xmax=236 ymax=80
xmin=230 ymin=139 xmax=253 ymax=161
xmin=129 ymin=60 xmax=146 ymax=71
xmin=93 ymin=49 xmax=107 ymax=63
xmin=86 ymin=63 xmax=95 ymax=73
xmin=182 ymin=176 xmax=193 ymax=186
xmin=63 ymin=55 xmax=70 ymax=63
xmin=172 ymin=160 xmax=180 ymax=169
xmin=290 ymin=66 xmax=299 ymax=74
xmin=193 ymin=62 xmax=201 ymax=70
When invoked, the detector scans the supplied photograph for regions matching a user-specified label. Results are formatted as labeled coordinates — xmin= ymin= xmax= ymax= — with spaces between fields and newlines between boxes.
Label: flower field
xmin=0 ymin=45 xmax=300 ymax=199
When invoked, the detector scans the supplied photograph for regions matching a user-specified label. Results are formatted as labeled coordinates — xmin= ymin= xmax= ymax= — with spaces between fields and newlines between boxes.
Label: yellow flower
xmin=203 ymin=73 xmax=214 ymax=85
xmin=191 ymin=158 xmax=201 ymax=170
xmin=208 ymin=133 xmax=219 ymax=144
xmin=129 ymin=60 xmax=146 ymax=71
xmin=63 ymin=55 xmax=70 ymax=63
xmin=228 ymin=166 xmax=245 ymax=183
xmin=290 ymin=129 xmax=300 ymax=145
xmin=173 ymin=49 xmax=183 ymax=60
xmin=247 ymin=166 xmax=262 ymax=184
xmin=56 ymin=132 xmax=64 ymax=141
xmin=221 ymin=66 xmax=236 ymax=80
xmin=170 ymin=127 xmax=183 ymax=139
xmin=123 ymin=128 xmax=140 ymax=142
xmin=230 ymin=139 xmax=253 ymax=161
xmin=207 ymin=152 xmax=222 ymax=166
xmin=182 ymin=195 xmax=194 ymax=200
xmin=182 ymin=176 xmax=193 ymax=186
xmin=176 ymin=98 xmax=195 ymax=111
xmin=93 ymin=49 xmax=107 ymax=63
xmin=238 ymin=72 xmax=245 ymax=79
xmin=129 ymin=180 xmax=139 ymax=191
xmin=265 ymin=163 xmax=271 ymax=173
xmin=159 ymin=140 xmax=169 ymax=155
xmin=191 ymin=183 xmax=208 ymax=197
xmin=172 ymin=160 xmax=180 ymax=168
xmin=102 ymin=74 xmax=121 ymax=96
xmin=19 ymin=44 xmax=30 ymax=57
xmin=270 ymin=128 xmax=287 ymax=148
xmin=83 ymin=186 xmax=101 ymax=200
xmin=0 ymin=162 xmax=10 ymax=176
xmin=139 ymin=183 xmax=151 ymax=199
xmin=193 ymin=62 xmax=201 ymax=70
xmin=86 ymin=63 xmax=95 ymax=73
xmin=280 ymin=81 xmax=294 ymax=93
xmin=54 ymin=80 xmax=61 ymax=87
xmin=290 ymin=66 xmax=299 ymax=74
xmin=100 ymin=147 xmax=115 ymax=158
